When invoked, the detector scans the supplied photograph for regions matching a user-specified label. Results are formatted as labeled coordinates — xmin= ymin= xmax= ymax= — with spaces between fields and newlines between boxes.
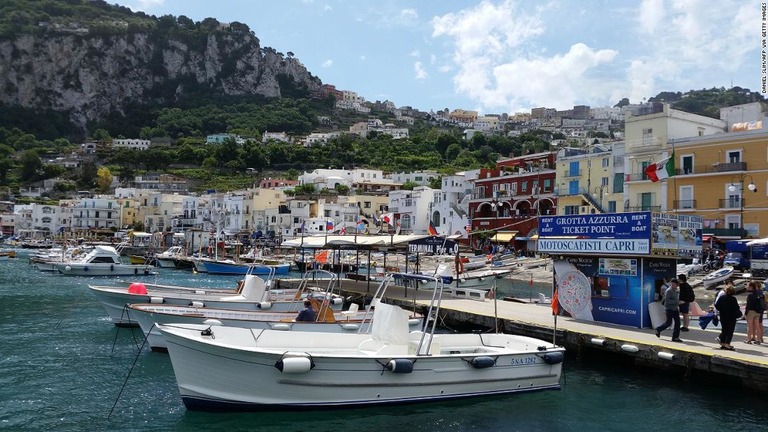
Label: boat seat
xmin=340 ymin=302 xmax=359 ymax=320
xmin=538 ymin=293 xmax=551 ymax=304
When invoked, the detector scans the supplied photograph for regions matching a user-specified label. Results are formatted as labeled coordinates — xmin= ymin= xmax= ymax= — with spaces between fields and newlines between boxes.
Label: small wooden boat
xmin=0 ymin=250 xmax=16 ymax=258
xmin=702 ymin=266 xmax=734 ymax=288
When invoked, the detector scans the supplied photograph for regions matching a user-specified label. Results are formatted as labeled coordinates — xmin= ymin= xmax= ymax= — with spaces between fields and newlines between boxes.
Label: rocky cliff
xmin=0 ymin=18 xmax=322 ymax=130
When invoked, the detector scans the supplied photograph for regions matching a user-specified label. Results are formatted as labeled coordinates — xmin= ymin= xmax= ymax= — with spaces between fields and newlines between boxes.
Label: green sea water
xmin=1 ymin=250 xmax=767 ymax=431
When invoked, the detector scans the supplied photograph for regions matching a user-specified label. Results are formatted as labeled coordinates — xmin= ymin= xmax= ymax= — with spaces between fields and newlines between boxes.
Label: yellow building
xmin=667 ymin=129 xmax=768 ymax=239
xmin=555 ymin=143 xmax=623 ymax=215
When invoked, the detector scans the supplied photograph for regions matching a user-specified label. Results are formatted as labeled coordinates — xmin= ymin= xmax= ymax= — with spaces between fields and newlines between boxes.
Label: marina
xmin=3 ymin=248 xmax=768 ymax=430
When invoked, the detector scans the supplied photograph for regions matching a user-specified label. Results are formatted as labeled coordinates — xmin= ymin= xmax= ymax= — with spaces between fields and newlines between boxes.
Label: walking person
xmin=744 ymin=282 xmax=762 ymax=344
xmin=678 ymin=274 xmax=695 ymax=332
xmin=715 ymin=285 xmax=742 ymax=350
xmin=655 ymin=279 xmax=684 ymax=342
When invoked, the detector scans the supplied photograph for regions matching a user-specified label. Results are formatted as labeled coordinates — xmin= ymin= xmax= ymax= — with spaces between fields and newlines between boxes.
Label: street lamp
xmin=728 ymin=174 xmax=757 ymax=237
xmin=592 ymin=185 xmax=607 ymax=211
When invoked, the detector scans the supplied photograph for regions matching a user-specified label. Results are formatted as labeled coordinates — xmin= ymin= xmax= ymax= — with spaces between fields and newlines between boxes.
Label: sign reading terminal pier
xmin=538 ymin=212 xmax=651 ymax=256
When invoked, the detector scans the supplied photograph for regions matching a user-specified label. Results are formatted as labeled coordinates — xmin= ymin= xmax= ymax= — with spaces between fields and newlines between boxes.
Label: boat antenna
xmin=492 ymin=278 xmax=499 ymax=333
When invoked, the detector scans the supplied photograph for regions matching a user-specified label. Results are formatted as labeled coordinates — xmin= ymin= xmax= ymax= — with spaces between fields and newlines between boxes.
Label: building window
xmin=682 ymin=155 xmax=694 ymax=174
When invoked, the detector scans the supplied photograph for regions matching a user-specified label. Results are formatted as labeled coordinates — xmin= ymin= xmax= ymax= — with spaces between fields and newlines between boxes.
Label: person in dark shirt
xmin=715 ymin=285 xmax=742 ymax=350
xmin=678 ymin=274 xmax=695 ymax=331
xmin=296 ymin=300 xmax=316 ymax=322
xmin=655 ymin=279 xmax=684 ymax=342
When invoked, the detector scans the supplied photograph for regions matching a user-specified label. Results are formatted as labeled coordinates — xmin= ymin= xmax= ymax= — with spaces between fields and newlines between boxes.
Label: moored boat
xmin=55 ymin=246 xmax=157 ymax=276
xmin=158 ymin=273 xmax=565 ymax=411
xmin=88 ymin=269 xmax=343 ymax=325
xmin=702 ymin=266 xmax=734 ymax=288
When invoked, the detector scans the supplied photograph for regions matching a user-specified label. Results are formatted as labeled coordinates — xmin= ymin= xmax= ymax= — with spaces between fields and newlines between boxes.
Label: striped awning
xmin=491 ymin=231 xmax=517 ymax=242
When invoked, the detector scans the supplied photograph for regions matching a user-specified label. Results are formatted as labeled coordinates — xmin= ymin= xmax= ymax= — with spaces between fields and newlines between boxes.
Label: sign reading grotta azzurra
xmin=538 ymin=212 xmax=652 ymax=255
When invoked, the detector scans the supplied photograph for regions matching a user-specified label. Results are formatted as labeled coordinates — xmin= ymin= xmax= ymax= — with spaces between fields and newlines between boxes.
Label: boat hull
xmin=88 ymin=285 xmax=342 ymax=325
xmin=56 ymin=263 xmax=156 ymax=276
xmin=160 ymin=325 xmax=564 ymax=411
xmin=204 ymin=261 xmax=291 ymax=275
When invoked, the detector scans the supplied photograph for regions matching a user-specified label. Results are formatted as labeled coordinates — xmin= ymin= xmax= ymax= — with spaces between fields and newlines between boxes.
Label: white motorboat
xmin=55 ymin=245 xmax=156 ymax=276
xmin=154 ymin=246 xmax=185 ymax=268
xmin=702 ymin=266 xmax=734 ymax=288
xmin=676 ymin=258 xmax=703 ymax=277
xmin=126 ymin=276 xmax=423 ymax=350
xmin=88 ymin=269 xmax=343 ymax=325
xmin=158 ymin=273 xmax=565 ymax=411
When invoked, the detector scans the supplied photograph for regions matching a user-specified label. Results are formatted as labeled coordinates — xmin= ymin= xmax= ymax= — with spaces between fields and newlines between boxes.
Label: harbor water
xmin=2 ymin=250 xmax=767 ymax=431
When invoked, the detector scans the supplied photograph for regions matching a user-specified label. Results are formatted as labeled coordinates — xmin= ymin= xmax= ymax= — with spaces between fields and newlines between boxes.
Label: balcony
xmin=675 ymin=162 xmax=747 ymax=176
xmin=563 ymin=169 xmax=582 ymax=178
xmin=718 ymin=198 xmax=745 ymax=209
xmin=673 ymin=200 xmax=696 ymax=210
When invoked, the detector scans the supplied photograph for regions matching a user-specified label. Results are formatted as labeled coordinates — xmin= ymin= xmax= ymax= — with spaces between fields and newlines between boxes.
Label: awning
xmin=491 ymin=231 xmax=517 ymax=242
xmin=702 ymin=235 xmax=712 ymax=242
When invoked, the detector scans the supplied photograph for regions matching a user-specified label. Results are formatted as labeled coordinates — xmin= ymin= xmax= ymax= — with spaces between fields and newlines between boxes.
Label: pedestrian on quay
xmin=678 ymin=274 xmax=695 ymax=332
xmin=715 ymin=284 xmax=741 ymax=350
xmin=744 ymin=281 xmax=764 ymax=344
xmin=655 ymin=279 xmax=684 ymax=342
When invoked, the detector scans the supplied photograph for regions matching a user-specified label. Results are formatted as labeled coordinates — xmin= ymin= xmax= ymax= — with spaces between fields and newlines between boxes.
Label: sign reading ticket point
xmin=540 ymin=211 xmax=702 ymax=329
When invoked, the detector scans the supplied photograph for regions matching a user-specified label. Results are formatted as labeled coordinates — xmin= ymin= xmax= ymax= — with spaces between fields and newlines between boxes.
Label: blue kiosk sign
xmin=538 ymin=212 xmax=652 ymax=256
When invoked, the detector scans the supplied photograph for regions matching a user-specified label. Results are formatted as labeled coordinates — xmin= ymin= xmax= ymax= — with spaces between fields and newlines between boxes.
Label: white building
xmin=112 ymin=138 xmax=151 ymax=151
xmin=302 ymin=132 xmax=342 ymax=147
xmin=388 ymin=186 xmax=435 ymax=234
xmin=69 ymin=196 xmax=122 ymax=231
xmin=430 ymin=171 xmax=478 ymax=237
xmin=262 ymin=132 xmax=290 ymax=143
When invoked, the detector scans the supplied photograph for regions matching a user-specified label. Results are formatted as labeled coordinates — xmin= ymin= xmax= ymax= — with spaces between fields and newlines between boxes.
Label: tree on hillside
xmin=20 ymin=150 xmax=42 ymax=181
xmin=97 ymin=167 xmax=112 ymax=192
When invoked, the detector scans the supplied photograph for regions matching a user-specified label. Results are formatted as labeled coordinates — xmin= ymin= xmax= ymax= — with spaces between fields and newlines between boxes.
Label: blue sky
xmin=113 ymin=0 xmax=760 ymax=115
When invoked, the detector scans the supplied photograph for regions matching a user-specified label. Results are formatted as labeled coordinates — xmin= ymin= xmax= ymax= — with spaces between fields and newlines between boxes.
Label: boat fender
xmin=191 ymin=300 xmax=204 ymax=308
xmin=195 ymin=290 xmax=206 ymax=294
xmin=331 ymin=297 xmax=343 ymax=305
xmin=408 ymin=318 xmax=421 ymax=327
xmin=478 ymin=277 xmax=485 ymax=282
xmin=144 ymin=269 xmax=149 ymax=275
xmin=468 ymin=356 xmax=496 ymax=369
xmin=385 ymin=358 xmax=414 ymax=373
xmin=110 ymin=264 xmax=114 ymax=272
xmin=202 ymin=319 xmax=222 ymax=326
xmin=275 ymin=356 xmax=314 ymax=373
xmin=134 ymin=268 xmax=138 ymax=275
xmin=542 ymin=352 xmax=564 ymax=365
xmin=271 ymin=323 xmax=292 ymax=331
xmin=65 ymin=265 xmax=72 ymax=271
xmin=150 ymin=296 xmax=164 ymax=304
xmin=340 ymin=323 xmax=359 ymax=331
xmin=83 ymin=266 xmax=88 ymax=272
xmin=257 ymin=301 xmax=272 ymax=309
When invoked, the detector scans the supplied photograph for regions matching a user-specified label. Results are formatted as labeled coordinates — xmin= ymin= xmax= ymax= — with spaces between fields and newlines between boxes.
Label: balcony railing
xmin=673 ymin=200 xmax=696 ymax=210
xmin=718 ymin=198 xmax=745 ymax=209
xmin=675 ymin=161 xmax=747 ymax=176
xmin=563 ymin=169 xmax=582 ymax=178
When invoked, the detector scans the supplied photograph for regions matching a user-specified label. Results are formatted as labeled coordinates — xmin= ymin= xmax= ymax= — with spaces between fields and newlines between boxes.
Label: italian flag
xmin=644 ymin=152 xmax=675 ymax=182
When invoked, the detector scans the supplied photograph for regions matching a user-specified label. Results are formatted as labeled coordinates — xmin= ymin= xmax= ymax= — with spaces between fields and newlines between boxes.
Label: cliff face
xmin=0 ymin=27 xmax=321 ymax=129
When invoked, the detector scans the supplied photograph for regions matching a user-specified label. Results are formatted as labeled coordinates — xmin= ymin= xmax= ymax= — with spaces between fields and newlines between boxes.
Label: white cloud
xmin=360 ymin=55 xmax=366 ymax=61
xmin=324 ymin=4 xmax=332 ymax=12
xmin=626 ymin=0 xmax=760 ymax=98
xmin=321 ymin=59 xmax=333 ymax=68
xmin=638 ymin=0 xmax=665 ymax=34
xmin=410 ymin=49 xmax=420 ymax=58
xmin=414 ymin=62 xmax=429 ymax=80
xmin=401 ymin=9 xmax=418 ymax=21
xmin=430 ymin=54 xmax=437 ymax=65
xmin=123 ymin=0 xmax=164 ymax=11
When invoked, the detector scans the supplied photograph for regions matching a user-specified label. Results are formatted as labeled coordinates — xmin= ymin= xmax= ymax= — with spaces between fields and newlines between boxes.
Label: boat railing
xmin=293 ymin=269 xmax=339 ymax=316
xmin=391 ymin=272 xmax=446 ymax=356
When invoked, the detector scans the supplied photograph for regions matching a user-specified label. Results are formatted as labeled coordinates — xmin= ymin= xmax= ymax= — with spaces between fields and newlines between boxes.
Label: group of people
xmin=655 ymin=274 xmax=695 ymax=342
xmin=654 ymin=272 xmax=767 ymax=351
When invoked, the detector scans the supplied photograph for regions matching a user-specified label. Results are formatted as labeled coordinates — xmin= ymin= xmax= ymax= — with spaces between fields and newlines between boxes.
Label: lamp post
xmin=490 ymin=197 xmax=500 ymax=231
xmin=592 ymin=185 xmax=607 ymax=211
xmin=729 ymin=174 xmax=757 ymax=237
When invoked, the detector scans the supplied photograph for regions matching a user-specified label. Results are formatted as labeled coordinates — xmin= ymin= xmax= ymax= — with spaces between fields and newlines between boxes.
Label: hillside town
xmin=1 ymin=99 xmax=766 ymax=255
